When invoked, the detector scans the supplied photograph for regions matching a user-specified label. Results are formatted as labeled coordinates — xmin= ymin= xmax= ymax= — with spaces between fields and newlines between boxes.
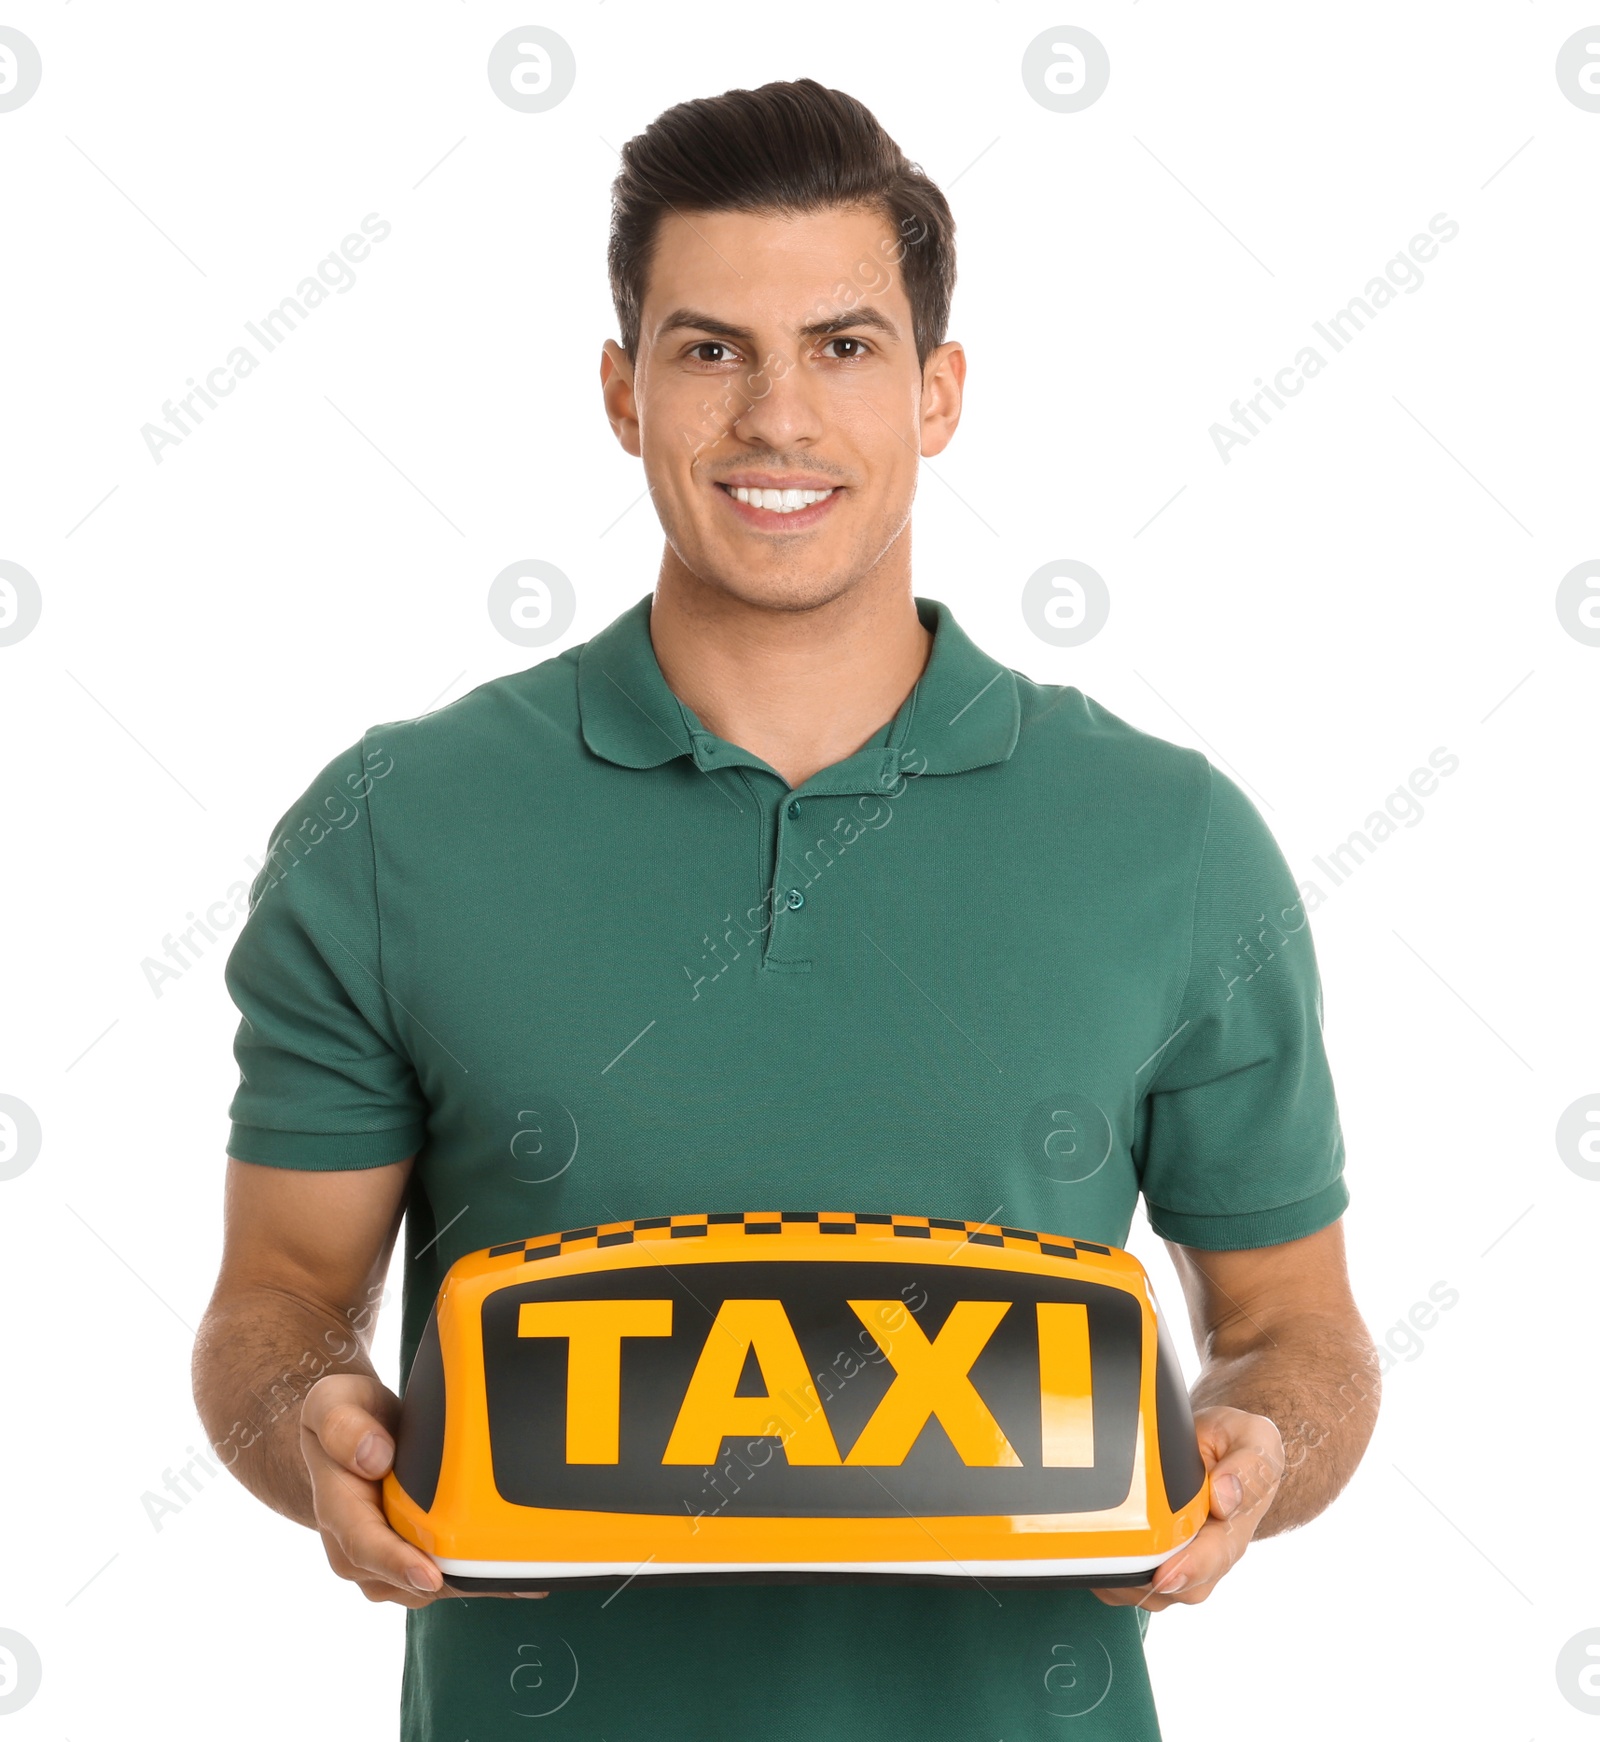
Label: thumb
xmin=1195 ymin=1406 xmax=1284 ymax=1521
xmin=1209 ymin=1468 xmax=1244 ymax=1518
xmin=350 ymin=1426 xmax=395 ymax=1478
xmin=302 ymin=1376 xmax=400 ymax=1478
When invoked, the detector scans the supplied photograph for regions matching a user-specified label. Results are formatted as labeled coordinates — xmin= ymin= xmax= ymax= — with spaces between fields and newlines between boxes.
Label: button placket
xmin=763 ymin=750 xmax=907 ymax=970
xmin=764 ymin=783 xmax=811 ymax=970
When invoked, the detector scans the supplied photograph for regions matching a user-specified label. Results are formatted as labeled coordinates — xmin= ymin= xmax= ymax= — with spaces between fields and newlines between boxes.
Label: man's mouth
xmin=716 ymin=482 xmax=838 ymax=515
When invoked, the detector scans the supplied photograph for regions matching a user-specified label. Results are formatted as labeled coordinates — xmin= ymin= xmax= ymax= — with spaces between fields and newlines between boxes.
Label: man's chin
xmin=665 ymin=548 xmax=865 ymax=615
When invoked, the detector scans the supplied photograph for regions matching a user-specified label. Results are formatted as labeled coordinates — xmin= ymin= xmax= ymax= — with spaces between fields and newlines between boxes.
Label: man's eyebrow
xmin=652 ymin=305 xmax=904 ymax=345
xmin=798 ymin=307 xmax=902 ymax=343
xmin=654 ymin=308 xmax=758 ymax=345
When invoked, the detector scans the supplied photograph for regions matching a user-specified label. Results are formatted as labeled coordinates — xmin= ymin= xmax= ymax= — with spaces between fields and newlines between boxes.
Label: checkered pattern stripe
xmin=486 ymin=1212 xmax=1112 ymax=1265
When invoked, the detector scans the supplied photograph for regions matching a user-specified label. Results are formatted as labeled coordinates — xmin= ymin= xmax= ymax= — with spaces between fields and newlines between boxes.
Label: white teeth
xmin=728 ymin=485 xmax=835 ymax=512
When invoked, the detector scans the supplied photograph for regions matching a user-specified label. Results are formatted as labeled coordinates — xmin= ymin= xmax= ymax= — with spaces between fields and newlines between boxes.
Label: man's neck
xmin=648 ymin=556 xmax=932 ymax=790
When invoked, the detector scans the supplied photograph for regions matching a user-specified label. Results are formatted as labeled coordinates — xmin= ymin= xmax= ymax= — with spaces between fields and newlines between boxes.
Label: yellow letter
xmin=517 ymin=1299 xmax=673 ymax=1463
xmin=845 ymin=1300 xmax=1021 ymax=1467
xmin=1037 ymin=1302 xmax=1094 ymax=1467
xmin=662 ymin=1299 xmax=842 ymax=1465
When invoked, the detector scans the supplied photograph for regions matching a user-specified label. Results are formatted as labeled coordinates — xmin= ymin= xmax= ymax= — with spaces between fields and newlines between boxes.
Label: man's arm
xmin=191 ymin=1156 xmax=450 ymax=1608
xmin=1093 ymin=1218 xmax=1380 ymax=1610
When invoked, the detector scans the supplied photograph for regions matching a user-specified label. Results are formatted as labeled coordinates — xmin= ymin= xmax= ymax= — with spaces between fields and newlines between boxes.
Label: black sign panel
xmin=480 ymin=1261 xmax=1141 ymax=1518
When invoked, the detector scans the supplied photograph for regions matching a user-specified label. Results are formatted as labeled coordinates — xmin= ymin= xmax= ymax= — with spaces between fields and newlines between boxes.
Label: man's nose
xmin=725 ymin=352 xmax=825 ymax=449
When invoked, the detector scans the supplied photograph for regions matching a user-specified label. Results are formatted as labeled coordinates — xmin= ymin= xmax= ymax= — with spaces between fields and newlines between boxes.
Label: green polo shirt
xmin=224 ymin=591 xmax=1346 ymax=1741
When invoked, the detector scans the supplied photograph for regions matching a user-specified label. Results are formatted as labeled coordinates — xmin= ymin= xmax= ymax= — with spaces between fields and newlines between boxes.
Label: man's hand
xmin=195 ymin=1161 xmax=558 ymax=1605
xmin=1090 ymin=1404 xmax=1285 ymax=1611
xmin=301 ymin=1373 xmax=549 ymax=1607
xmin=301 ymin=1373 xmax=447 ymax=1607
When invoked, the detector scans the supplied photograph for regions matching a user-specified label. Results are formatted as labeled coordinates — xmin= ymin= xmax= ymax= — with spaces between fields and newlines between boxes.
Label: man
xmin=194 ymin=78 xmax=1378 ymax=1740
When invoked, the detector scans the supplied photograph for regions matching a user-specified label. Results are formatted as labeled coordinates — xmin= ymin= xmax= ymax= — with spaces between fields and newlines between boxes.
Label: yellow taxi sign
xmin=384 ymin=1212 xmax=1208 ymax=1588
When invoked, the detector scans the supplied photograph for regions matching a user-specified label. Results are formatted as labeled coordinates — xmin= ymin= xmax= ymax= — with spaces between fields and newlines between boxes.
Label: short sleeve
xmin=1136 ymin=761 xmax=1348 ymax=1249
xmin=223 ymin=734 xmax=428 ymax=1170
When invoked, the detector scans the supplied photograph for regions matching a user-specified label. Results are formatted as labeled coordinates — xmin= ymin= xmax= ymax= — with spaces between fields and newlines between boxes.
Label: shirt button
xmin=786 ymin=800 xmax=801 ymax=819
xmin=786 ymin=887 xmax=806 ymax=910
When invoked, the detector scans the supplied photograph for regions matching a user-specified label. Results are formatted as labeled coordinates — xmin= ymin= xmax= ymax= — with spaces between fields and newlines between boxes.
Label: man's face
xmin=601 ymin=204 xmax=964 ymax=612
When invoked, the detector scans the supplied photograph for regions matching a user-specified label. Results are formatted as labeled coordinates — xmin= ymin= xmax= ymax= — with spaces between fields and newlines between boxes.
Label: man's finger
xmin=1195 ymin=1407 xmax=1285 ymax=1519
xmin=1202 ymin=1442 xmax=1281 ymax=1532
xmin=1146 ymin=1522 xmax=1231 ymax=1596
xmin=303 ymin=1428 xmax=443 ymax=1594
xmin=303 ymin=1381 xmax=398 ymax=1477
xmin=1209 ymin=1469 xmax=1244 ymax=1516
xmin=1141 ymin=1435 xmax=1283 ymax=1598
xmin=317 ymin=1475 xmax=444 ymax=1593
xmin=322 ymin=1405 xmax=395 ymax=1478
xmin=1091 ymin=1571 xmax=1224 ymax=1612
xmin=1093 ymin=1411 xmax=1287 ymax=1608
xmin=1089 ymin=1579 xmax=1154 ymax=1607
xmin=299 ymin=1375 xmax=542 ymax=1601
xmin=1141 ymin=1497 xmax=1259 ymax=1597
xmin=323 ymin=1534 xmax=440 ymax=1610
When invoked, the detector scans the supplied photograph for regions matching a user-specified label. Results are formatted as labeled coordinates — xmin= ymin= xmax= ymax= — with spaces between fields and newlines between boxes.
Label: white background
xmin=2 ymin=2 xmax=1597 ymax=1735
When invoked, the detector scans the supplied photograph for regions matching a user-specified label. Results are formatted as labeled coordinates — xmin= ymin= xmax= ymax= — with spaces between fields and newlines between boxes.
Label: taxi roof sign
xmin=384 ymin=1212 xmax=1208 ymax=1588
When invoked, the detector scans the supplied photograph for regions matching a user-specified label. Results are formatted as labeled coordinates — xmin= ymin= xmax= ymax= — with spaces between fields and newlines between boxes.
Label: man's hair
xmin=608 ymin=78 xmax=956 ymax=366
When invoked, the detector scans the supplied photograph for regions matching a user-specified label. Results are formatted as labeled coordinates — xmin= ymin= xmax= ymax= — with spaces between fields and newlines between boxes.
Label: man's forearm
xmin=192 ymin=1287 xmax=383 ymax=1528
xmin=1191 ymin=1310 xmax=1381 ymax=1536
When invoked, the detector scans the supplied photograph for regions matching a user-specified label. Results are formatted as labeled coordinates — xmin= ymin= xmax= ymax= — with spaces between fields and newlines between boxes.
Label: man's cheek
xmin=832 ymin=398 xmax=914 ymax=468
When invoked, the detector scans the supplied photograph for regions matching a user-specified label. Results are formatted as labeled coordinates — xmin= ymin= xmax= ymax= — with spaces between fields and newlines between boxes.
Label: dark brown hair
xmin=608 ymin=78 xmax=956 ymax=365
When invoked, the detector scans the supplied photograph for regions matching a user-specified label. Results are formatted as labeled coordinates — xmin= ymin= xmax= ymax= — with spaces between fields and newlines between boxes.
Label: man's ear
xmin=600 ymin=339 xmax=642 ymax=457
xmin=918 ymin=339 xmax=966 ymax=459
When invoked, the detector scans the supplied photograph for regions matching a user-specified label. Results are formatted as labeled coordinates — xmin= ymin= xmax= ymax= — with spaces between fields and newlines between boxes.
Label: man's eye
xmin=689 ymin=341 xmax=738 ymax=364
xmin=822 ymin=337 xmax=871 ymax=360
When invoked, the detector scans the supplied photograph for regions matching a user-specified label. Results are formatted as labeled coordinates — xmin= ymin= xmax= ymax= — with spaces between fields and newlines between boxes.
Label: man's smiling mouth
xmin=715 ymin=482 xmax=838 ymax=515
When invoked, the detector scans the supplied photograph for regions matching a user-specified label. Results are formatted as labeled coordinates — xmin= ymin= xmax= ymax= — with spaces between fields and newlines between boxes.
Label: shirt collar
xmin=577 ymin=592 xmax=1020 ymax=781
